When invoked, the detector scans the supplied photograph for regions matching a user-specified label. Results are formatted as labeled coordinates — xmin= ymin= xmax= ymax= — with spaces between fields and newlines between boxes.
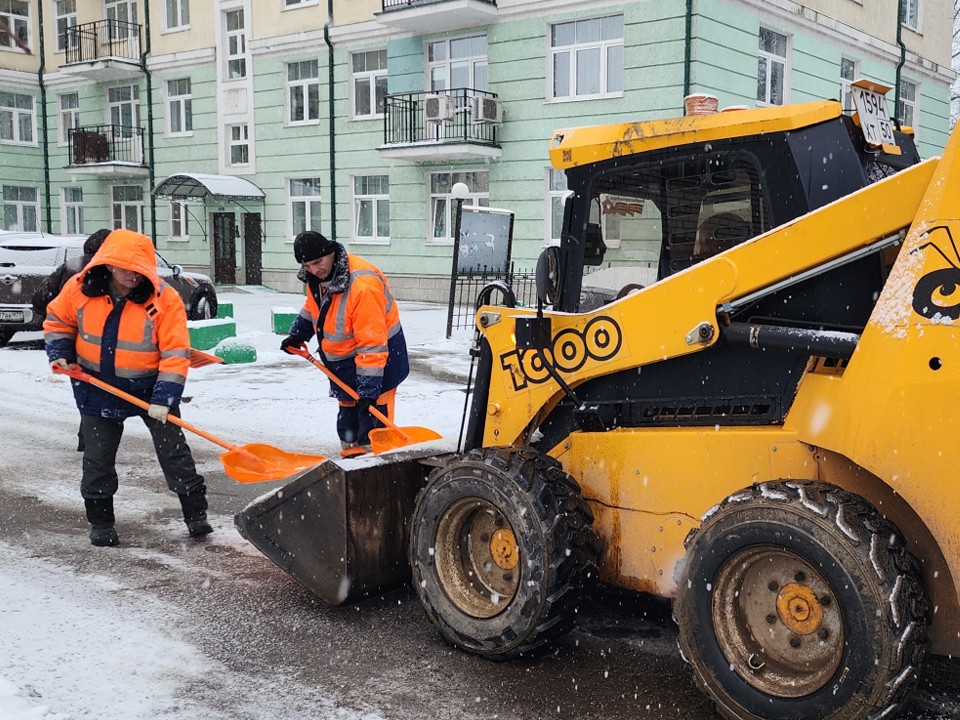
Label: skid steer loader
xmin=237 ymin=82 xmax=960 ymax=720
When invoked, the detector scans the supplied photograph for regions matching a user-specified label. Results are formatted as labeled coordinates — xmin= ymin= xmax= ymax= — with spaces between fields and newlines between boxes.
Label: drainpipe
xmin=324 ymin=1 xmax=337 ymax=241
xmin=141 ymin=0 xmax=157 ymax=241
xmin=683 ymin=0 xmax=693 ymax=98
xmin=37 ymin=1 xmax=52 ymax=232
xmin=894 ymin=0 xmax=905 ymax=130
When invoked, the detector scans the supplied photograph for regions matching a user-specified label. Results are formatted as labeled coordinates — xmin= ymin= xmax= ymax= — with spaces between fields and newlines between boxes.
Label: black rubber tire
xmin=0 ymin=327 xmax=14 ymax=347
xmin=188 ymin=291 xmax=217 ymax=321
xmin=409 ymin=447 xmax=600 ymax=659
xmin=674 ymin=481 xmax=929 ymax=720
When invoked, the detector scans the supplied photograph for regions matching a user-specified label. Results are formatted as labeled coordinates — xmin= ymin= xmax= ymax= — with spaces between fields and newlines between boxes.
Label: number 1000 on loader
xmin=238 ymin=84 xmax=960 ymax=720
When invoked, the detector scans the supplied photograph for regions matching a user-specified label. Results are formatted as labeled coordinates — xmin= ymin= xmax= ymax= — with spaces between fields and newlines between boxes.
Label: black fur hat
xmin=294 ymin=231 xmax=337 ymax=263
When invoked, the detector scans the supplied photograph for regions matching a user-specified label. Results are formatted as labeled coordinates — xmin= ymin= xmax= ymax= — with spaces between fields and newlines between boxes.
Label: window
xmin=55 ymin=0 xmax=77 ymax=52
xmin=429 ymin=36 xmax=487 ymax=93
xmin=164 ymin=0 xmax=189 ymax=30
xmin=547 ymin=168 xmax=568 ymax=244
xmin=167 ymin=78 xmax=192 ymax=135
xmin=429 ymin=171 xmax=489 ymax=243
xmin=225 ymin=9 xmax=247 ymax=80
xmin=289 ymin=178 xmax=322 ymax=238
xmin=105 ymin=0 xmax=137 ymax=41
xmin=757 ymin=27 xmax=788 ymax=106
xmin=2 ymin=185 xmax=38 ymax=231
xmin=108 ymin=84 xmax=140 ymax=136
xmin=353 ymin=175 xmax=389 ymax=243
xmin=62 ymin=187 xmax=83 ymax=235
xmin=900 ymin=0 xmax=921 ymax=31
xmin=840 ymin=57 xmax=858 ymax=112
xmin=111 ymin=185 xmax=144 ymax=232
xmin=169 ymin=200 xmax=189 ymax=240
xmin=287 ymin=59 xmax=320 ymax=124
xmin=58 ymin=92 xmax=79 ymax=145
xmin=228 ymin=124 xmax=249 ymax=165
xmin=0 ymin=91 xmax=34 ymax=144
xmin=550 ymin=16 xmax=623 ymax=100
xmin=0 ymin=0 xmax=29 ymax=52
xmin=899 ymin=79 xmax=918 ymax=127
xmin=283 ymin=0 xmax=318 ymax=7
xmin=352 ymin=50 xmax=388 ymax=119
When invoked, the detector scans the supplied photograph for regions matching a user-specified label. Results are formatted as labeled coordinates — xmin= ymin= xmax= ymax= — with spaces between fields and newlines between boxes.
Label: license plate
xmin=852 ymin=85 xmax=896 ymax=147
xmin=0 ymin=310 xmax=24 ymax=322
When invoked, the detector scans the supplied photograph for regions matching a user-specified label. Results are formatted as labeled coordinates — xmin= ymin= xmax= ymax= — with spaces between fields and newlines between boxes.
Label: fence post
xmin=445 ymin=187 xmax=468 ymax=338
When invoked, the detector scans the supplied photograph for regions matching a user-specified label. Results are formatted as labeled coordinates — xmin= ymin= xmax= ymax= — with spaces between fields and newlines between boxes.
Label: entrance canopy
xmin=152 ymin=173 xmax=265 ymax=201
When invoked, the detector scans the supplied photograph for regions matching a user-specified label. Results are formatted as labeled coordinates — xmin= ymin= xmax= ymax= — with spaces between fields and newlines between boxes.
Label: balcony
xmin=376 ymin=0 xmax=497 ymax=33
xmin=60 ymin=20 xmax=143 ymax=81
xmin=379 ymin=89 xmax=502 ymax=161
xmin=66 ymin=125 xmax=148 ymax=178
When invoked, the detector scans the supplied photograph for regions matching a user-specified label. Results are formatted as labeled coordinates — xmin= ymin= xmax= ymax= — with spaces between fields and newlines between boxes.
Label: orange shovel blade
xmin=369 ymin=426 xmax=442 ymax=454
xmin=221 ymin=443 xmax=328 ymax=483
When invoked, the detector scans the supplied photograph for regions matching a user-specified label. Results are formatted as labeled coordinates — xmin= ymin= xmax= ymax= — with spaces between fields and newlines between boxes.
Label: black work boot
xmin=85 ymin=498 xmax=119 ymax=547
xmin=179 ymin=489 xmax=213 ymax=538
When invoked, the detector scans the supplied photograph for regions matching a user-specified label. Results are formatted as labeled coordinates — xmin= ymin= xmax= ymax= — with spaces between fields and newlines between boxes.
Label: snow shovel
xmin=52 ymin=365 xmax=327 ymax=483
xmin=188 ymin=348 xmax=224 ymax=368
xmin=287 ymin=346 xmax=442 ymax=453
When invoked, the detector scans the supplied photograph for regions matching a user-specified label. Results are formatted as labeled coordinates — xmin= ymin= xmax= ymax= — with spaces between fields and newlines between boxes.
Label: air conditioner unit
xmin=471 ymin=95 xmax=503 ymax=124
xmin=424 ymin=94 xmax=455 ymax=123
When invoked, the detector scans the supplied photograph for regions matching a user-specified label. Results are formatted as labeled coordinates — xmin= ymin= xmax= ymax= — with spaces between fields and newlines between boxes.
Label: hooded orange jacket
xmin=43 ymin=229 xmax=191 ymax=418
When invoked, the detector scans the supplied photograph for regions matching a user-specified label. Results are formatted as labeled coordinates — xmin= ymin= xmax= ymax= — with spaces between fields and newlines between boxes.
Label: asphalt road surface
xmin=3 ymin=345 xmax=960 ymax=719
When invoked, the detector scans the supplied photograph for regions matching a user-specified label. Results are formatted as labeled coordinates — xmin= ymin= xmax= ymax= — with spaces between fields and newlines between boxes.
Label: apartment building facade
xmin=0 ymin=0 xmax=953 ymax=299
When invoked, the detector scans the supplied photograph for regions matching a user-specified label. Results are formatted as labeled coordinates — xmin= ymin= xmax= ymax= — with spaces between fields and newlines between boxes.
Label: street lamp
xmin=446 ymin=182 xmax=471 ymax=338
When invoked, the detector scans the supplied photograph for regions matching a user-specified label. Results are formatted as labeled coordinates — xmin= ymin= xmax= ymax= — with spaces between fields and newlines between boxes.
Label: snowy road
xmin=2 ymin=290 xmax=960 ymax=719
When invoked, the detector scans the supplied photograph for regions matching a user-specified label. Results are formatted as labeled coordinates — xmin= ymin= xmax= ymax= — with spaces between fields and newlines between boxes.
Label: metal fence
xmin=68 ymin=125 xmax=145 ymax=166
xmin=383 ymin=88 xmax=499 ymax=148
xmin=64 ymin=20 xmax=141 ymax=64
xmin=447 ymin=264 xmax=537 ymax=336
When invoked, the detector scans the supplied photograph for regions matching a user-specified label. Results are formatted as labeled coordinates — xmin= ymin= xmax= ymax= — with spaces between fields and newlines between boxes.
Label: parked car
xmin=0 ymin=232 xmax=218 ymax=346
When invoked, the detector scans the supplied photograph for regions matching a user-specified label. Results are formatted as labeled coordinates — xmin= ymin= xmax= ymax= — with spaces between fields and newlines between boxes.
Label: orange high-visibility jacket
xmin=44 ymin=229 xmax=191 ymax=418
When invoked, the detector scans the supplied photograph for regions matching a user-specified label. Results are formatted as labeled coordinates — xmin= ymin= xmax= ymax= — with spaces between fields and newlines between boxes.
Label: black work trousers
xmin=79 ymin=410 xmax=206 ymax=501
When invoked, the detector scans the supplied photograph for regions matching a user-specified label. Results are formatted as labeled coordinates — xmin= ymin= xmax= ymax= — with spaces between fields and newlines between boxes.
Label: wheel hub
xmin=776 ymin=582 xmax=823 ymax=635
xmin=490 ymin=528 xmax=519 ymax=570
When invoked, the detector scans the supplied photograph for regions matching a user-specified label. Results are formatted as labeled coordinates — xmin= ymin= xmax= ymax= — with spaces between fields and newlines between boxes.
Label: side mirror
xmin=535 ymin=246 xmax=561 ymax=307
xmin=172 ymin=264 xmax=183 ymax=277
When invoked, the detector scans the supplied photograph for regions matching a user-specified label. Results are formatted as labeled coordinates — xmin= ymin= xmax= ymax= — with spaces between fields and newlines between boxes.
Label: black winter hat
xmin=84 ymin=228 xmax=111 ymax=256
xmin=294 ymin=231 xmax=337 ymax=263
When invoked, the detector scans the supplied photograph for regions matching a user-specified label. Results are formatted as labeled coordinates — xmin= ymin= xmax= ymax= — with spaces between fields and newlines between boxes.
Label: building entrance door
xmin=243 ymin=213 xmax=262 ymax=285
xmin=212 ymin=212 xmax=236 ymax=284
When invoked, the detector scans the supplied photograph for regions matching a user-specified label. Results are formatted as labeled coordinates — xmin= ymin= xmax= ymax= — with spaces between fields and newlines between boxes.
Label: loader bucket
xmin=234 ymin=451 xmax=439 ymax=605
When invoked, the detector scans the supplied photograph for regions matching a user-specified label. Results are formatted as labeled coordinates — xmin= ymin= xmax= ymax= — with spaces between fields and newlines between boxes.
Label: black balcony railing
xmin=383 ymin=89 xmax=500 ymax=148
xmin=63 ymin=20 xmax=142 ymax=65
xmin=382 ymin=0 xmax=495 ymax=8
xmin=68 ymin=125 xmax=145 ymax=166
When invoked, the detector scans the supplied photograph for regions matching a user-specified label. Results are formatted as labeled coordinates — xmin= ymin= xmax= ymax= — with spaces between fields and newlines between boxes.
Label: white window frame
xmin=899 ymin=79 xmax=918 ymax=128
xmin=55 ymin=0 xmax=77 ymax=52
xmin=169 ymin=200 xmax=190 ymax=241
xmin=546 ymin=167 xmax=570 ymax=245
xmin=427 ymin=170 xmax=489 ymax=245
xmin=548 ymin=15 xmax=623 ymax=102
xmin=225 ymin=8 xmax=247 ymax=80
xmin=288 ymin=178 xmax=323 ymax=239
xmin=108 ymin=84 xmax=140 ymax=135
xmin=2 ymin=185 xmax=38 ymax=231
xmin=166 ymin=78 xmax=192 ymax=136
xmin=282 ymin=0 xmax=319 ymax=8
xmin=351 ymin=49 xmax=388 ymax=120
xmin=428 ymin=36 xmax=488 ymax=93
xmin=839 ymin=56 xmax=859 ymax=113
xmin=0 ymin=0 xmax=30 ymax=53
xmin=287 ymin=59 xmax=320 ymax=125
xmin=0 ymin=91 xmax=35 ymax=145
xmin=105 ymin=0 xmax=137 ymax=42
xmin=757 ymin=27 xmax=790 ymax=107
xmin=227 ymin=123 xmax=249 ymax=166
xmin=163 ymin=0 xmax=189 ymax=32
xmin=901 ymin=0 xmax=921 ymax=31
xmin=352 ymin=175 xmax=390 ymax=244
xmin=58 ymin=92 xmax=80 ymax=145
xmin=111 ymin=184 xmax=144 ymax=233
xmin=61 ymin=186 xmax=83 ymax=235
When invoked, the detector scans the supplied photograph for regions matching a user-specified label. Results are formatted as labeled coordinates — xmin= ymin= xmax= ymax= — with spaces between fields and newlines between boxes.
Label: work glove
xmin=147 ymin=404 xmax=170 ymax=424
xmin=280 ymin=336 xmax=305 ymax=355
xmin=356 ymin=398 xmax=381 ymax=446
xmin=49 ymin=358 xmax=71 ymax=373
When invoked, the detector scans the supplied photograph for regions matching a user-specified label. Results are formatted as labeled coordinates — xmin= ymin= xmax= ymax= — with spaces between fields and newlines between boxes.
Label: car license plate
xmin=0 ymin=310 xmax=24 ymax=322
xmin=852 ymin=85 xmax=896 ymax=147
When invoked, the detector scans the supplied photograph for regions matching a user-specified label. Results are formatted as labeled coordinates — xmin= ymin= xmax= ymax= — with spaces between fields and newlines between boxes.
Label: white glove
xmin=50 ymin=358 xmax=70 ymax=373
xmin=148 ymin=404 xmax=170 ymax=424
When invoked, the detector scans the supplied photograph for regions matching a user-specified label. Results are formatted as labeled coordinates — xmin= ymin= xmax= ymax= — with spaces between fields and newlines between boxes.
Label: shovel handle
xmin=52 ymin=364 xmax=239 ymax=453
xmin=288 ymin=346 xmax=412 ymax=441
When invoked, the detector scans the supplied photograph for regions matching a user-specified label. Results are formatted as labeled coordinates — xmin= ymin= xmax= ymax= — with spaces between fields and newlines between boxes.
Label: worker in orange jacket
xmin=43 ymin=229 xmax=212 ymax=546
xmin=281 ymin=231 xmax=409 ymax=454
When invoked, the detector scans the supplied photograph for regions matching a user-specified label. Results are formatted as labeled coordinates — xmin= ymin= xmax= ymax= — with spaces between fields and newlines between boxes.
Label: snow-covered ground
xmin=0 ymin=288 xmax=474 ymax=720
